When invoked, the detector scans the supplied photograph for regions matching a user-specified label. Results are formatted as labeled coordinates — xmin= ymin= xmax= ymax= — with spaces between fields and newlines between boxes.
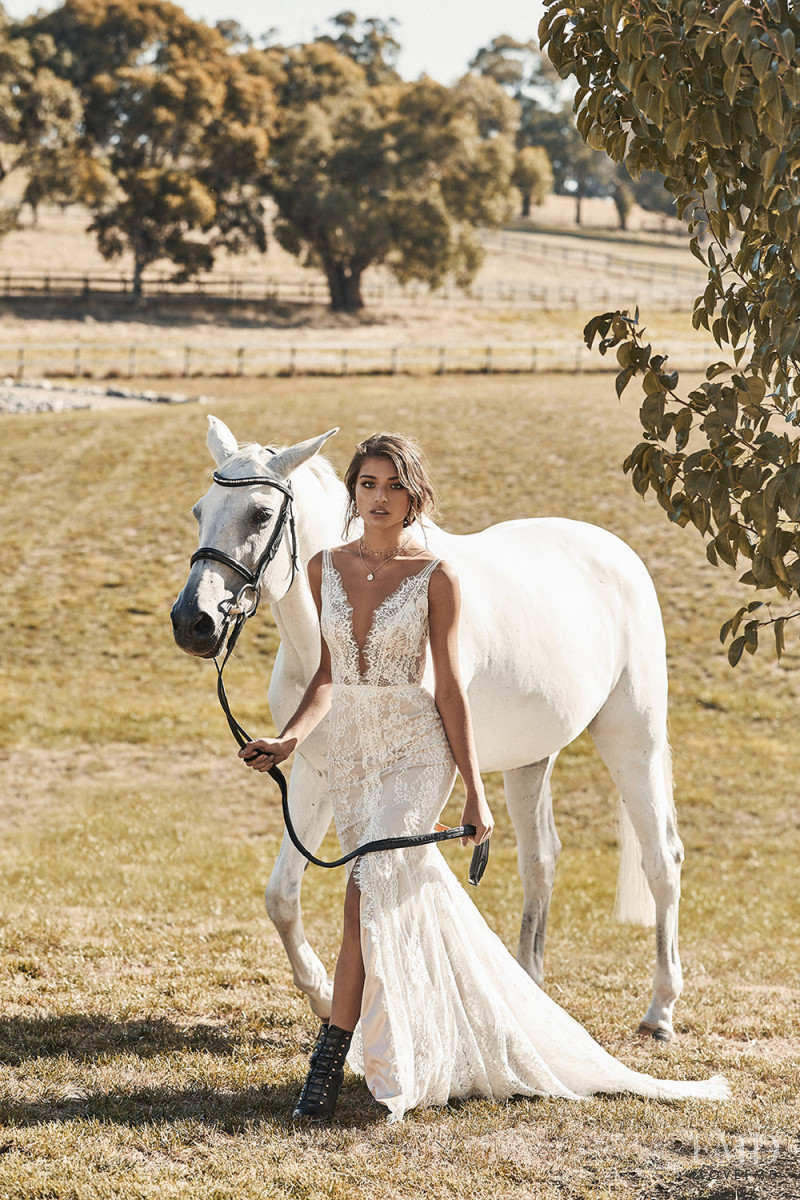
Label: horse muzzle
xmin=170 ymin=593 xmax=228 ymax=658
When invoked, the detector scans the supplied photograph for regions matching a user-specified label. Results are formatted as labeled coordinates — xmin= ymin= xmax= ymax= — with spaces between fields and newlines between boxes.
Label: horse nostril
xmin=191 ymin=612 xmax=216 ymax=639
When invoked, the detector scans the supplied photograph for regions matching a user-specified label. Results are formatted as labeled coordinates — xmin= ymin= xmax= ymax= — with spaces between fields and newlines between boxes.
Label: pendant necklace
xmin=359 ymin=537 xmax=409 ymax=581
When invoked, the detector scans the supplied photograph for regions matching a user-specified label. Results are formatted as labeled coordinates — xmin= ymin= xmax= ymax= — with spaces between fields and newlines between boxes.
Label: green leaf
xmin=728 ymin=634 xmax=745 ymax=666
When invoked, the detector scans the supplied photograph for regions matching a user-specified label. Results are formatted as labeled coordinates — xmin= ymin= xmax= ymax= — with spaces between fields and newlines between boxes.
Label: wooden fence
xmin=0 ymin=266 xmax=702 ymax=312
xmin=0 ymin=339 xmax=717 ymax=381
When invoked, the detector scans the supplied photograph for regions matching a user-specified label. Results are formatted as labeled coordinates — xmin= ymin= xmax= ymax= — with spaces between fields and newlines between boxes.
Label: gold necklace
xmin=358 ymin=537 xmax=409 ymax=581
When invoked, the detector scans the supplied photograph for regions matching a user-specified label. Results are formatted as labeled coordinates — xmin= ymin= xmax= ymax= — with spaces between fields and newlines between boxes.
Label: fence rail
xmin=0 ymin=339 xmax=718 ymax=381
xmin=0 ymin=266 xmax=701 ymax=311
xmin=479 ymin=229 xmax=706 ymax=283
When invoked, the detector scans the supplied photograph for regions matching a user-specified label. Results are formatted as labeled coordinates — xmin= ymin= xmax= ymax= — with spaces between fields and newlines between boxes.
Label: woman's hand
xmin=238 ymin=736 xmax=297 ymax=772
xmin=460 ymin=791 xmax=493 ymax=846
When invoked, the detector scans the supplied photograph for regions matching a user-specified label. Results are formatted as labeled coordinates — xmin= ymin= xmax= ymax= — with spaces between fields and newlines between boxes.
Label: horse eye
xmin=252 ymin=506 xmax=273 ymax=524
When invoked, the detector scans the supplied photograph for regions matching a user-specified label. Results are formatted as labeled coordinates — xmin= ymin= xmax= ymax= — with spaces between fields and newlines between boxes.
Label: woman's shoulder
xmin=310 ymin=544 xmax=352 ymax=565
xmin=427 ymin=556 xmax=459 ymax=595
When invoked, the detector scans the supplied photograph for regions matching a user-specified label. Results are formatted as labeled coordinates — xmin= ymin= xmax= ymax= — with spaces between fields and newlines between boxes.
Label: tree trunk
xmin=521 ymin=191 xmax=531 ymax=218
xmin=574 ymin=189 xmax=583 ymax=226
xmin=325 ymin=261 xmax=364 ymax=312
xmin=132 ymin=255 xmax=145 ymax=300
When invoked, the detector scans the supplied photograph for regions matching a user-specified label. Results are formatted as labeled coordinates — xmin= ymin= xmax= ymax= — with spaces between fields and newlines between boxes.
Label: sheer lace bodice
xmin=321 ymin=549 xmax=440 ymax=686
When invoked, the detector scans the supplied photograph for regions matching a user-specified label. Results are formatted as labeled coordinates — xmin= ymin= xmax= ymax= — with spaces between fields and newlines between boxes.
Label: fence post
xmin=438 ymin=346 xmax=446 ymax=375
xmin=531 ymin=346 xmax=538 ymax=373
xmin=184 ymin=346 xmax=191 ymax=377
xmin=288 ymin=347 xmax=296 ymax=377
xmin=74 ymin=346 xmax=81 ymax=378
xmin=341 ymin=347 xmax=348 ymax=376
xmin=17 ymin=347 xmax=24 ymax=379
xmin=237 ymin=346 xmax=245 ymax=377
xmin=485 ymin=346 xmax=493 ymax=375
xmin=390 ymin=346 xmax=398 ymax=374
xmin=129 ymin=346 xmax=136 ymax=377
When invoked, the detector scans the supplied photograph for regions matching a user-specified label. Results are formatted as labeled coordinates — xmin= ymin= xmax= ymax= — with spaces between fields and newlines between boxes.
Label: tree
xmin=0 ymin=12 xmax=96 ymax=222
xmin=266 ymin=43 xmax=517 ymax=312
xmin=541 ymin=0 xmax=800 ymax=661
xmin=316 ymin=10 xmax=401 ymax=85
xmin=22 ymin=0 xmax=275 ymax=295
xmin=513 ymin=145 xmax=554 ymax=215
xmin=470 ymin=33 xmax=614 ymax=224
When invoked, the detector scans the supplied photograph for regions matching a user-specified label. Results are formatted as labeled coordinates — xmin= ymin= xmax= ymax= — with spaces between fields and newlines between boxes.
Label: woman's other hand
xmin=460 ymin=792 xmax=493 ymax=846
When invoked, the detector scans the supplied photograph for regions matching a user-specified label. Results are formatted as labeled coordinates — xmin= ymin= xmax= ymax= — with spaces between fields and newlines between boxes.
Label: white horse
xmin=171 ymin=417 xmax=685 ymax=1040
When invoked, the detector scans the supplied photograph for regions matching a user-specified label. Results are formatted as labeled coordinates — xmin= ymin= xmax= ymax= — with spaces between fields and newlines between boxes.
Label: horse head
xmin=171 ymin=416 xmax=338 ymax=658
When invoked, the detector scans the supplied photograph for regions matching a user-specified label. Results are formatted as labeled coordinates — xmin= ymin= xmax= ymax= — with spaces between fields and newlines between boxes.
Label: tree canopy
xmin=266 ymin=42 xmax=518 ymax=311
xmin=541 ymin=0 xmax=800 ymax=661
xmin=472 ymin=28 xmax=676 ymax=226
xmin=19 ymin=0 xmax=274 ymax=294
xmin=513 ymin=145 xmax=554 ymax=215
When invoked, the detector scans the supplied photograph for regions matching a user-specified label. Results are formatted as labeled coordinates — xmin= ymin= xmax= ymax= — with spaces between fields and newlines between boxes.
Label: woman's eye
xmin=360 ymin=481 xmax=374 ymax=488
xmin=391 ymin=483 xmax=404 ymax=490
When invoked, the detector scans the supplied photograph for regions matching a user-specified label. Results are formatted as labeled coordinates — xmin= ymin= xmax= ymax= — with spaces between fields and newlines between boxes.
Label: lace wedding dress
xmin=320 ymin=550 xmax=729 ymax=1123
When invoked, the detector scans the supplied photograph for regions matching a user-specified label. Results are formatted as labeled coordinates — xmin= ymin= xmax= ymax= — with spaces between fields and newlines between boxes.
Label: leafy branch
xmin=541 ymin=0 xmax=800 ymax=662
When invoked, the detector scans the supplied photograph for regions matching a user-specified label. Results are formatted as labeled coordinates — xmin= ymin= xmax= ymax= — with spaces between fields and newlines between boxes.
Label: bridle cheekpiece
xmin=190 ymin=462 xmax=299 ymax=623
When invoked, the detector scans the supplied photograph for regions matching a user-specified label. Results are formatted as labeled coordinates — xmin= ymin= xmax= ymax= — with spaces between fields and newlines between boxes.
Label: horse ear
xmin=207 ymin=415 xmax=239 ymax=466
xmin=269 ymin=428 xmax=339 ymax=478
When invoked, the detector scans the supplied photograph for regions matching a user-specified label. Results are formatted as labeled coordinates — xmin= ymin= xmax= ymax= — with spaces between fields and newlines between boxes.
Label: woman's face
xmin=355 ymin=455 xmax=410 ymax=537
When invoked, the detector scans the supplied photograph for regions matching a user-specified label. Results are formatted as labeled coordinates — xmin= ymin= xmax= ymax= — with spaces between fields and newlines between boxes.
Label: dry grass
xmin=1 ymin=371 xmax=799 ymax=1197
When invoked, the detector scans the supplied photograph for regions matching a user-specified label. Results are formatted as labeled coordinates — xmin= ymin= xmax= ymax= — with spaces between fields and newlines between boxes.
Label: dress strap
xmin=416 ymin=557 xmax=441 ymax=585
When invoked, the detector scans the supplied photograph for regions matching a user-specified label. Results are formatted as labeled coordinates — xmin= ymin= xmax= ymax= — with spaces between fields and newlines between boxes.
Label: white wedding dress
xmin=320 ymin=550 xmax=729 ymax=1123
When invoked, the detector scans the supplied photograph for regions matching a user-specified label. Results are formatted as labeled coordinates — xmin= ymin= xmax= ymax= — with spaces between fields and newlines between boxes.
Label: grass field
xmin=1 ymin=369 xmax=799 ymax=1199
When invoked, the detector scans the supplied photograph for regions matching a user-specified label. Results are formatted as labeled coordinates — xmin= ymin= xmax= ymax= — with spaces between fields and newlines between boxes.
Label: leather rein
xmin=190 ymin=466 xmax=489 ymax=885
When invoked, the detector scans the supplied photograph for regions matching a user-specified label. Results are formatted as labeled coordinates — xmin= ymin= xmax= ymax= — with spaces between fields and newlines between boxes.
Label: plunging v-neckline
xmin=327 ymin=552 xmax=436 ymax=679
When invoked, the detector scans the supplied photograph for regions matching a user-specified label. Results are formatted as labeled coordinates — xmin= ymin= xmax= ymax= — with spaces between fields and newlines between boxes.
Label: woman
xmin=241 ymin=433 xmax=728 ymax=1123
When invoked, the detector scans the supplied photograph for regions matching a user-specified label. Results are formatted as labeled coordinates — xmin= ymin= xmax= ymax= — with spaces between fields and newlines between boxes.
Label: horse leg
xmin=588 ymin=680 xmax=683 ymax=1042
xmin=504 ymin=756 xmax=560 ymax=986
xmin=264 ymin=753 xmax=335 ymax=1019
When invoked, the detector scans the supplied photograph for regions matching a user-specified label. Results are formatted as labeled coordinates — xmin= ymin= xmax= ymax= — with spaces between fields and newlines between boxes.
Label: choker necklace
xmin=358 ymin=537 xmax=409 ymax=581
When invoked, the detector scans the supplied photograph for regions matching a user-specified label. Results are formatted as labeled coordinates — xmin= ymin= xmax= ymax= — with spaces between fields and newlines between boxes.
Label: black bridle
xmin=190 ymin=466 xmax=489 ymax=885
xmin=191 ymin=466 xmax=299 ymax=620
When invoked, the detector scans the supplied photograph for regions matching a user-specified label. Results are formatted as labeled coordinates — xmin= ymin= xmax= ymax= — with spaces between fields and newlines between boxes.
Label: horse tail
xmin=613 ymin=742 xmax=671 ymax=925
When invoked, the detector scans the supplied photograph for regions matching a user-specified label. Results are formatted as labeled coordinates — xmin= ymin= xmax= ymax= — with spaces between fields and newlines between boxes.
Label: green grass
xmin=1 ymin=373 xmax=798 ymax=1198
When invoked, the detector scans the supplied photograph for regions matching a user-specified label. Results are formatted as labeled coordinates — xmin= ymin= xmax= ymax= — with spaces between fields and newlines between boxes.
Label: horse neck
xmin=269 ymin=464 xmax=347 ymax=682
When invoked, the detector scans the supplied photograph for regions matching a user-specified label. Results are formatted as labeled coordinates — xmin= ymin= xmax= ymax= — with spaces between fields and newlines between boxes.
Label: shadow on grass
xmin=0 ymin=1015 xmax=388 ymax=1130
xmin=0 ymin=1079 xmax=384 ymax=1133
xmin=0 ymin=1013 xmax=247 ymax=1065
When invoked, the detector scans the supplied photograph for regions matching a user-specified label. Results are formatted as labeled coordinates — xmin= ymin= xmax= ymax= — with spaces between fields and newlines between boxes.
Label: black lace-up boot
xmin=292 ymin=1023 xmax=353 ymax=1119
xmin=308 ymin=1021 xmax=328 ymax=1068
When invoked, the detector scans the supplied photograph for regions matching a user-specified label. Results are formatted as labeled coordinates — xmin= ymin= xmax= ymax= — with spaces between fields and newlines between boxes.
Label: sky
xmin=2 ymin=0 xmax=546 ymax=84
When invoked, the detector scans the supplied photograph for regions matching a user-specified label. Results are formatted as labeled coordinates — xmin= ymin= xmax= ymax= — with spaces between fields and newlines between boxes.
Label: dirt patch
xmin=649 ymin=1147 xmax=800 ymax=1199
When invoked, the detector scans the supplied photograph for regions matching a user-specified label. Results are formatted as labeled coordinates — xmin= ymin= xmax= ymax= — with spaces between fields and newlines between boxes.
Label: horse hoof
xmin=637 ymin=1021 xmax=673 ymax=1043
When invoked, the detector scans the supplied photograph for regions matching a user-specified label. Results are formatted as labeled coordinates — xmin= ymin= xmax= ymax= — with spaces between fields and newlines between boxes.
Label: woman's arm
xmin=239 ymin=551 xmax=332 ymax=772
xmin=428 ymin=562 xmax=493 ymax=845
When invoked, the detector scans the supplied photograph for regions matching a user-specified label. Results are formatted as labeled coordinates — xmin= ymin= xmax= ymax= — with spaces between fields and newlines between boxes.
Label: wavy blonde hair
xmin=343 ymin=433 xmax=438 ymax=535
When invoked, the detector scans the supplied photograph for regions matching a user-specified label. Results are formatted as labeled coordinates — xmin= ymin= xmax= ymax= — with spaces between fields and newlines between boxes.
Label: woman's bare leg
xmin=329 ymin=873 xmax=365 ymax=1031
